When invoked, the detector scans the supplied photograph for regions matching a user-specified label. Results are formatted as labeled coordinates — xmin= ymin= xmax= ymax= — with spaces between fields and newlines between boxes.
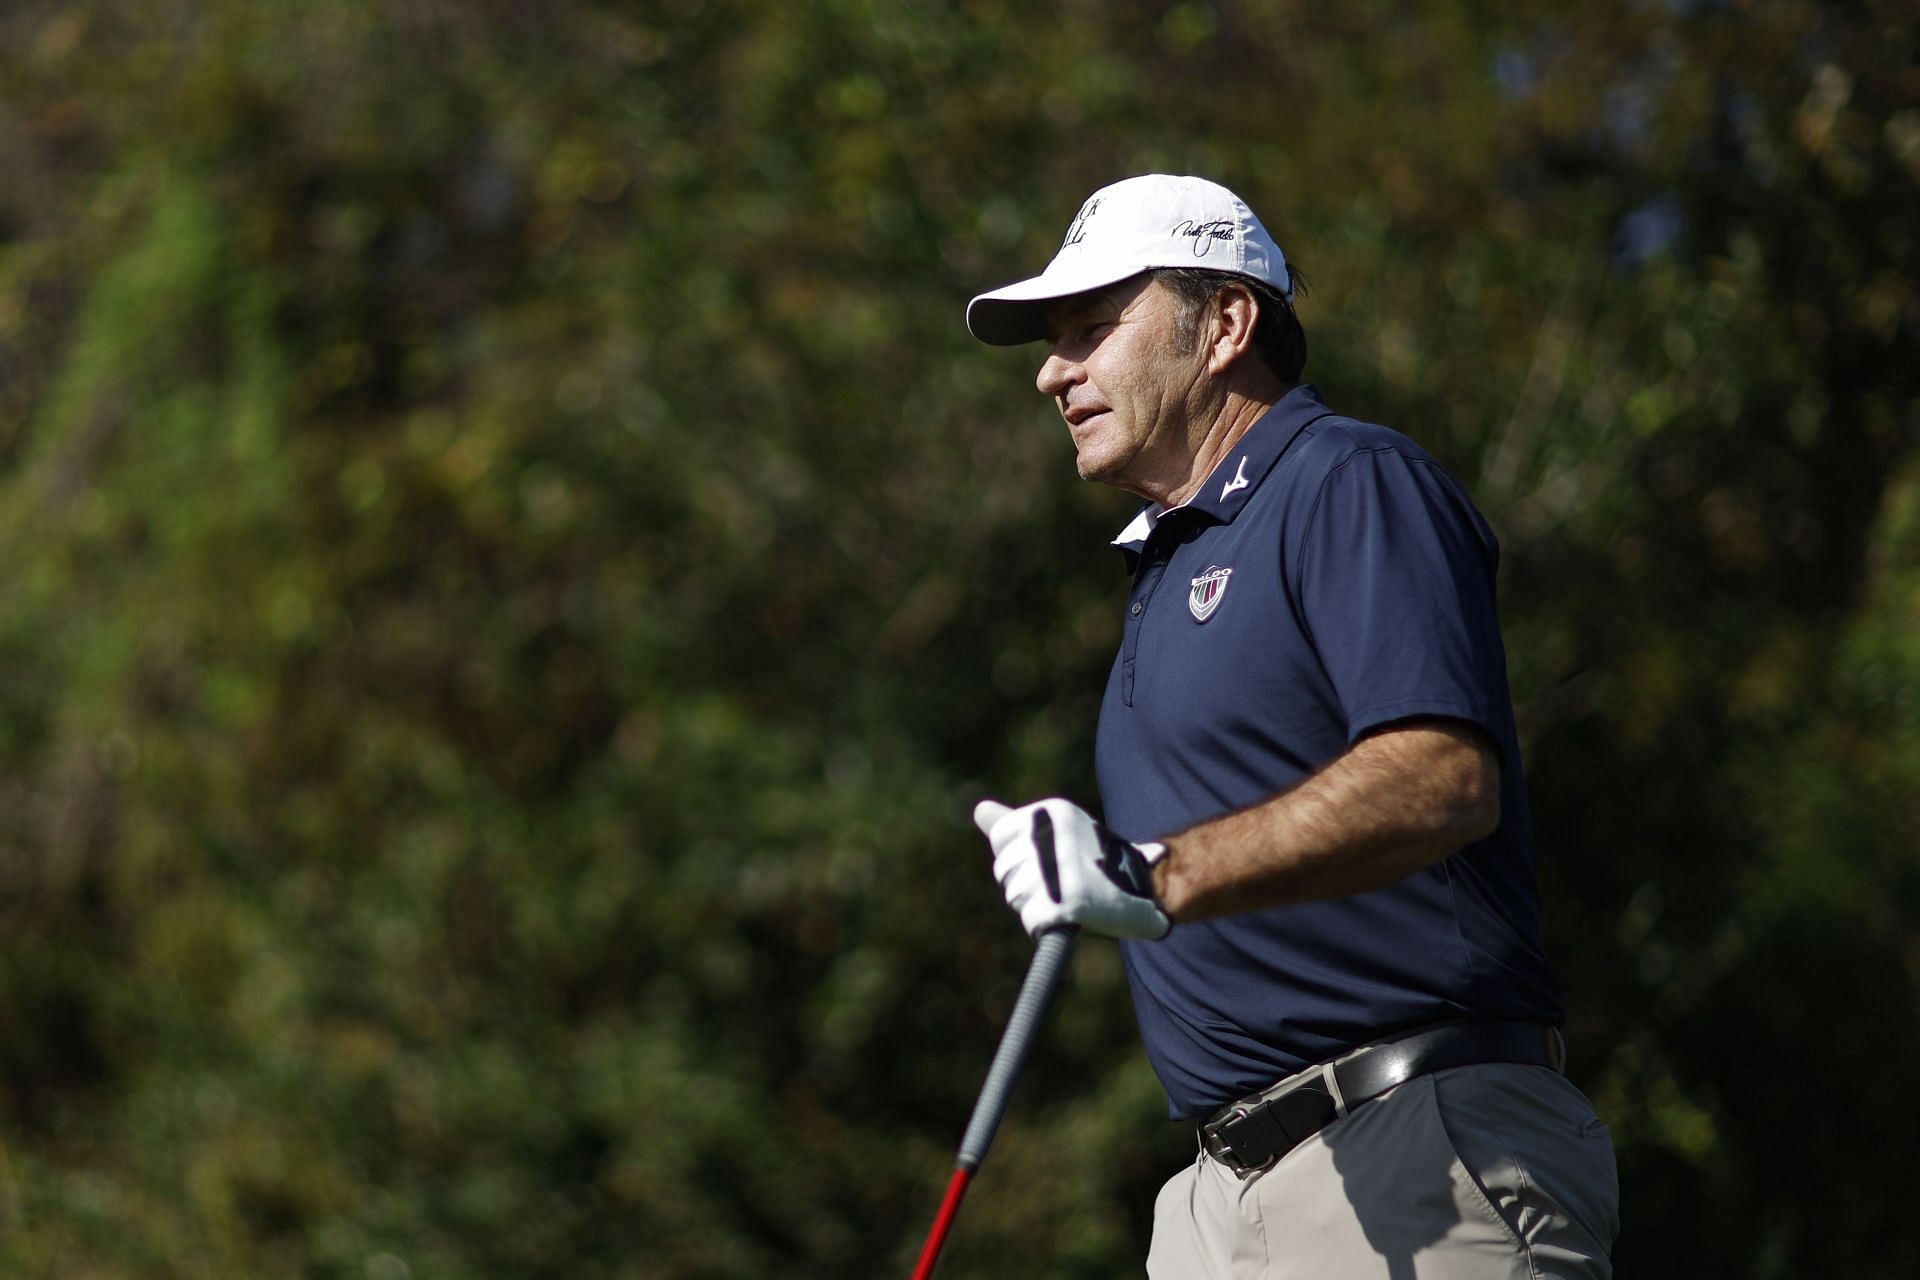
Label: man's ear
xmin=1205 ymin=283 xmax=1260 ymax=376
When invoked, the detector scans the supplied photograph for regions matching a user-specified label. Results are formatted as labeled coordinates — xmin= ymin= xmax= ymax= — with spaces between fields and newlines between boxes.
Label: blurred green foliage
xmin=0 ymin=0 xmax=1915 ymax=1275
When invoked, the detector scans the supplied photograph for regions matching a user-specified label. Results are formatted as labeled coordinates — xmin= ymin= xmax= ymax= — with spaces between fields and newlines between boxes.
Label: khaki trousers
xmin=1148 ymin=1064 xmax=1618 ymax=1279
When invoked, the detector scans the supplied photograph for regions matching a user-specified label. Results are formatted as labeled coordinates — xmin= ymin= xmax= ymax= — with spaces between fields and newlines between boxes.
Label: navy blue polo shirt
xmin=1096 ymin=385 xmax=1562 ymax=1120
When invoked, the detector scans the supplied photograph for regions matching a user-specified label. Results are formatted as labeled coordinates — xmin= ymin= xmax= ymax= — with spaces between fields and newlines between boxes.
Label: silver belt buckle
xmin=1201 ymin=1062 xmax=1348 ymax=1177
xmin=1201 ymin=1104 xmax=1274 ymax=1177
xmin=1199 ymin=1103 xmax=1252 ymax=1161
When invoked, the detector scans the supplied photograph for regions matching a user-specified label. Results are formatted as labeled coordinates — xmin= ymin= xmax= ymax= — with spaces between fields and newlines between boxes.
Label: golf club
xmin=909 ymin=925 xmax=1077 ymax=1280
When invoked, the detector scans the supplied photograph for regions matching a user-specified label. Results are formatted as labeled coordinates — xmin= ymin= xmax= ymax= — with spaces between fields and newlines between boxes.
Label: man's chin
xmin=1073 ymin=449 xmax=1164 ymax=504
xmin=1073 ymin=447 xmax=1126 ymax=485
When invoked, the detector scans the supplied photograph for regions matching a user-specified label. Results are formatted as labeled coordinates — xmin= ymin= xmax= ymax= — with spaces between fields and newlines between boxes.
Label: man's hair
xmin=1153 ymin=266 xmax=1309 ymax=383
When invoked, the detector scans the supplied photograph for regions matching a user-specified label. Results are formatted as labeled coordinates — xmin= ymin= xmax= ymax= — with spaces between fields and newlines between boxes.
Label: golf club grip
xmin=955 ymin=926 xmax=1077 ymax=1171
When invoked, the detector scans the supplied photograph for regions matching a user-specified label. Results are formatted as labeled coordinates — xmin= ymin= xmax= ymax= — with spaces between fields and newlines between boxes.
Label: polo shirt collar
xmin=1111 ymin=384 xmax=1335 ymax=558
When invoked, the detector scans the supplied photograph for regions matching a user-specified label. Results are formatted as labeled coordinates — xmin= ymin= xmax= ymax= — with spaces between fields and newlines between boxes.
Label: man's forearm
xmin=1150 ymin=720 xmax=1501 ymax=923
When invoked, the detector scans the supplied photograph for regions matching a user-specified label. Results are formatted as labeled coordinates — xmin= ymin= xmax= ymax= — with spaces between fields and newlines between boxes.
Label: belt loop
xmin=1549 ymin=1026 xmax=1567 ymax=1074
xmin=1320 ymin=1062 xmax=1348 ymax=1120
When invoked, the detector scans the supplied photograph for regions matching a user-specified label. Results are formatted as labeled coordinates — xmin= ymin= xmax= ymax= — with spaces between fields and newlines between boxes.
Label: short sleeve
xmin=1292 ymin=445 xmax=1510 ymax=750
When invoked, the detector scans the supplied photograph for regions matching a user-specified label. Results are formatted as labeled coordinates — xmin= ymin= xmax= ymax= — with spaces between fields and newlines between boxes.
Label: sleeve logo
xmin=1188 ymin=565 xmax=1233 ymax=622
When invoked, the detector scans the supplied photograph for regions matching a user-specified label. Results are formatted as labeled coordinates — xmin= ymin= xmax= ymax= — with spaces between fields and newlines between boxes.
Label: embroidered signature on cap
xmin=1062 ymin=197 xmax=1102 ymax=249
xmin=1173 ymin=219 xmax=1235 ymax=256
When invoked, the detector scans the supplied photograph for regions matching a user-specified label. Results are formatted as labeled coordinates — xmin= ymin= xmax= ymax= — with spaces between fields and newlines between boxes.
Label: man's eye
xmin=1046 ymin=320 xmax=1110 ymax=346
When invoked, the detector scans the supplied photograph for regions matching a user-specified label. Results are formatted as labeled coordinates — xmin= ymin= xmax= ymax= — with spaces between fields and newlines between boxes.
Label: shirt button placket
xmin=1122 ymin=544 xmax=1170 ymax=708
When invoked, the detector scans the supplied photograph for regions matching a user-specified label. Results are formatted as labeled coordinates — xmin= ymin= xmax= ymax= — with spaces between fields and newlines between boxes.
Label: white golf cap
xmin=966 ymin=174 xmax=1292 ymax=346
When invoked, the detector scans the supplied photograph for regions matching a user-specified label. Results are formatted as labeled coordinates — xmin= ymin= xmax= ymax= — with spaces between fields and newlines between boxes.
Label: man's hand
xmin=973 ymin=798 xmax=1172 ymax=940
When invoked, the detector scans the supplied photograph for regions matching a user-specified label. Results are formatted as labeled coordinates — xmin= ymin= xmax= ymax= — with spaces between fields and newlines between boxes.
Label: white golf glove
xmin=973 ymin=798 xmax=1173 ymax=940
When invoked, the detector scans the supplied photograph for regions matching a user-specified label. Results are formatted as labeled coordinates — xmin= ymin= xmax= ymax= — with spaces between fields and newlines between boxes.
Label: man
xmin=964 ymin=175 xmax=1619 ymax=1278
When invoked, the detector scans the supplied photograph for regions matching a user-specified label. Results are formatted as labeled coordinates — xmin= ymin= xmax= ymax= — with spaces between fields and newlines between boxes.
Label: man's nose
xmin=1036 ymin=349 xmax=1081 ymax=398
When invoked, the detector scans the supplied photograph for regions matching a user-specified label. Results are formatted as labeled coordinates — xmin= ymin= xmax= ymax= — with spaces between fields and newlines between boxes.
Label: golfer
xmin=966 ymin=174 xmax=1619 ymax=1278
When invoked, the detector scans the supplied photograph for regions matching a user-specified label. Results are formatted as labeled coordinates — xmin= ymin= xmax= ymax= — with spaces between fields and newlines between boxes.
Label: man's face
xmin=1035 ymin=276 xmax=1209 ymax=500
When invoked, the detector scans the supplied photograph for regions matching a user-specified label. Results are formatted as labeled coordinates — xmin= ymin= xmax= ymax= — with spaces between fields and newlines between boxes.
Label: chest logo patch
xmin=1188 ymin=565 xmax=1233 ymax=623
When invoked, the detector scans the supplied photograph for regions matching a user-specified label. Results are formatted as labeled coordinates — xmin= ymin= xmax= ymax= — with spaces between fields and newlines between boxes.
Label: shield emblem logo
xmin=1188 ymin=565 xmax=1233 ymax=623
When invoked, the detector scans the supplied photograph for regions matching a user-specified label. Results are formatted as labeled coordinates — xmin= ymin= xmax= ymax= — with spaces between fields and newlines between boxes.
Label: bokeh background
xmin=1 ymin=1 xmax=1915 ymax=1276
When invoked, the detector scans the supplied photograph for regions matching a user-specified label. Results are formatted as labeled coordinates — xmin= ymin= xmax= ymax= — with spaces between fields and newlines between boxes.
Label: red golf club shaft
xmin=909 ymin=1168 xmax=972 ymax=1280
xmin=909 ymin=927 xmax=1076 ymax=1278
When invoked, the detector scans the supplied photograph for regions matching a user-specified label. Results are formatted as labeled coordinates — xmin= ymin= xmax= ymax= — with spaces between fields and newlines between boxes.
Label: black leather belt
xmin=1198 ymin=1021 xmax=1562 ymax=1177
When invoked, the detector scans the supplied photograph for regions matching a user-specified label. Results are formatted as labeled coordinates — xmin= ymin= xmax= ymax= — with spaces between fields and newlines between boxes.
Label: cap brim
xmin=965 ymin=262 xmax=1150 ymax=346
